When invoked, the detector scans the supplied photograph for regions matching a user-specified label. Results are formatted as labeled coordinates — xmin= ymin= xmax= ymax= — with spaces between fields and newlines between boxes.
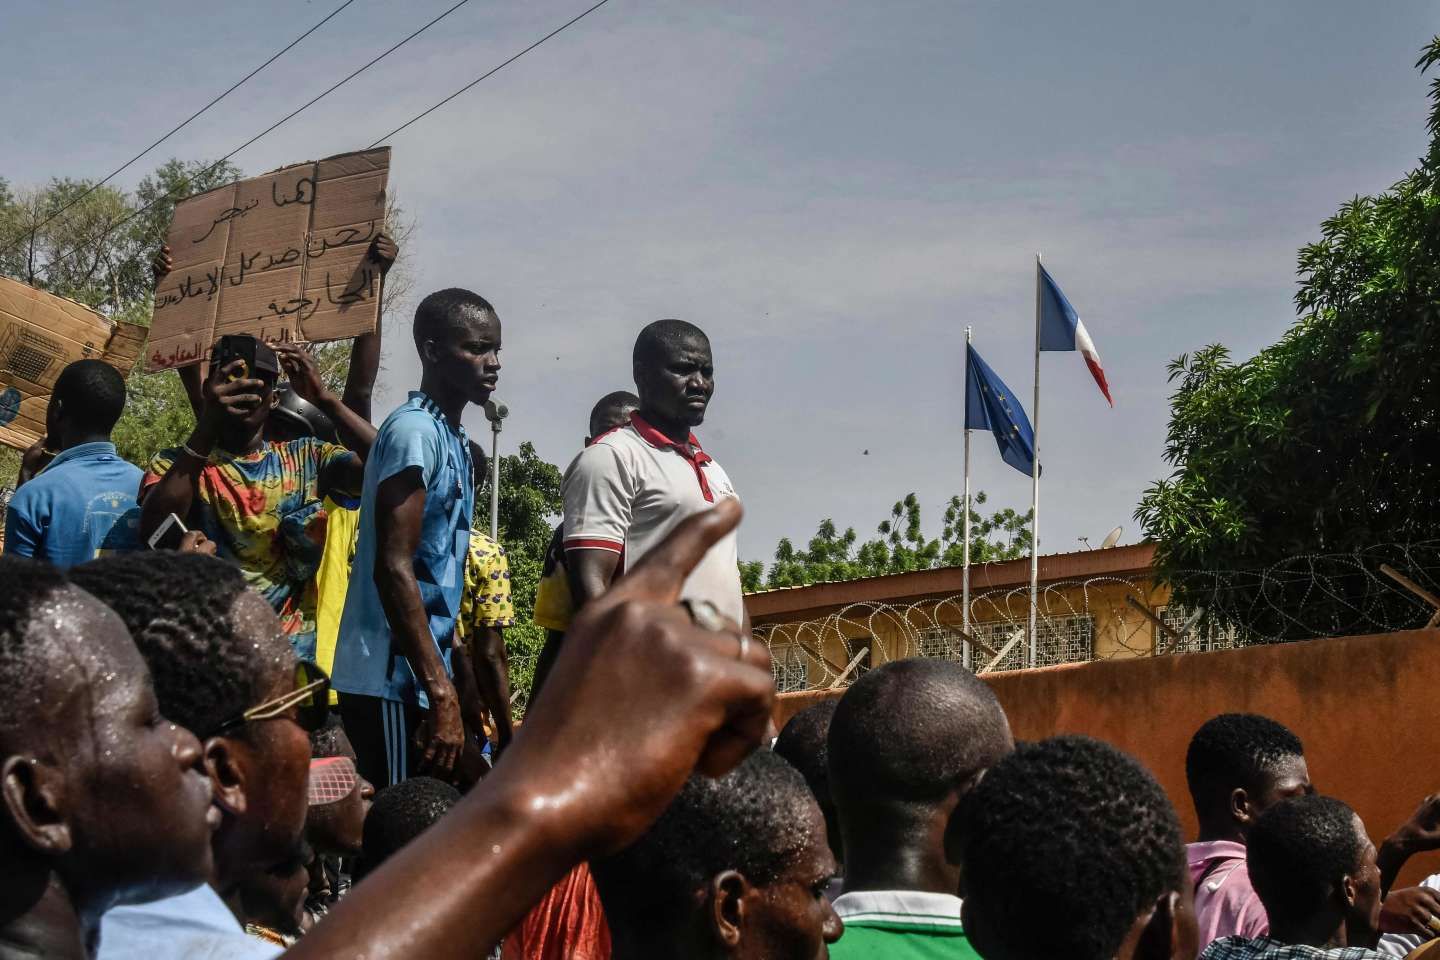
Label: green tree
xmin=475 ymin=441 xmax=564 ymax=713
xmin=1135 ymin=38 xmax=1440 ymax=640
xmin=752 ymin=492 xmax=1033 ymax=590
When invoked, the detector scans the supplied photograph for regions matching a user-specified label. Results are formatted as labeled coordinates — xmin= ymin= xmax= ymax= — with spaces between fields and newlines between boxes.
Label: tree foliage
xmin=1135 ymin=38 xmax=1440 ymax=638
xmin=747 ymin=491 xmax=1033 ymax=591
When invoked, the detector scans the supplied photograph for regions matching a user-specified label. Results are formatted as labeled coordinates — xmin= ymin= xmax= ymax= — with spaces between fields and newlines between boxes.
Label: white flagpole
xmin=962 ymin=325 xmax=973 ymax=670
xmin=1028 ymin=254 xmax=1042 ymax=669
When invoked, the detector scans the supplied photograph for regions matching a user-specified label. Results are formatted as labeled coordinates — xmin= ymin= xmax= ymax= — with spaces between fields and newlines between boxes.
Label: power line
xmin=0 ymin=0 xmax=359 ymax=259
xmin=36 ymin=0 xmax=474 ymax=280
xmin=368 ymin=0 xmax=615 ymax=147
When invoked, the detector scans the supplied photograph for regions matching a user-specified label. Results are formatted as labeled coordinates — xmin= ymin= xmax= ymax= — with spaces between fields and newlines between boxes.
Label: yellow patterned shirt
xmin=458 ymin=531 xmax=515 ymax=643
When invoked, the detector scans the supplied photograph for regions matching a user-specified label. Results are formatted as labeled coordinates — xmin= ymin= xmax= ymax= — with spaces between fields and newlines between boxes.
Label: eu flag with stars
xmin=965 ymin=343 xmax=1036 ymax=476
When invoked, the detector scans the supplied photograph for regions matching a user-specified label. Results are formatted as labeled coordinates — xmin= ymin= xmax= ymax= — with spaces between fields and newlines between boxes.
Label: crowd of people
xmin=3 ymin=241 xmax=1440 ymax=959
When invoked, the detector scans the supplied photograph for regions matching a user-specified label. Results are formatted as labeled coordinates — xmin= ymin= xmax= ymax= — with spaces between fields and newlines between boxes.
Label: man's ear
xmin=1 ymin=755 xmax=73 ymax=855
xmin=709 ymin=870 xmax=749 ymax=949
xmin=420 ymin=338 xmax=440 ymax=366
xmin=1230 ymin=787 xmax=1254 ymax=827
xmin=1128 ymin=892 xmax=1186 ymax=960
xmin=1340 ymin=872 xmax=1359 ymax=909
xmin=204 ymin=737 xmax=247 ymax=818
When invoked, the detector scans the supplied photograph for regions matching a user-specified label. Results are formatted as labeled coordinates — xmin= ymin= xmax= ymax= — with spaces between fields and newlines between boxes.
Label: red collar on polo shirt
xmin=629 ymin=412 xmax=715 ymax=502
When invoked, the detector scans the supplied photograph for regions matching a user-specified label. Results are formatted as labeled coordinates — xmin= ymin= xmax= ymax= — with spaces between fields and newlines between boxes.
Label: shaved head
xmin=632 ymin=318 xmax=708 ymax=370
xmin=829 ymin=658 xmax=1012 ymax=810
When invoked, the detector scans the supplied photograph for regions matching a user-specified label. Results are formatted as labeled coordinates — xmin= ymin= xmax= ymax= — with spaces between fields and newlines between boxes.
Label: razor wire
xmin=754 ymin=540 xmax=1440 ymax=693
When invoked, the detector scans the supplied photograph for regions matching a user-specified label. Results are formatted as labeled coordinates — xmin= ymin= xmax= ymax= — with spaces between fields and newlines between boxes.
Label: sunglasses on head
xmin=201 ymin=661 xmax=331 ymax=740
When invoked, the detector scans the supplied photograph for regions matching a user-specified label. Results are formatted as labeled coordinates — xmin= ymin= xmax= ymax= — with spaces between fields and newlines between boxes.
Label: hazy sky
xmin=3 ymin=1 xmax=1434 ymax=568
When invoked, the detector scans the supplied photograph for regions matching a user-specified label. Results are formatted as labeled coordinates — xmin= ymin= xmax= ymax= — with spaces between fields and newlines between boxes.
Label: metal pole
xmin=962 ymin=325 xmax=973 ymax=670
xmin=1029 ymin=254 xmax=1042 ymax=669
xmin=489 ymin=418 xmax=501 ymax=541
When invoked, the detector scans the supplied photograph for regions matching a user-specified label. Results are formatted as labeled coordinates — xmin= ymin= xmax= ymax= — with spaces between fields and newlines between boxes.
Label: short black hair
xmin=1185 ymin=713 xmax=1305 ymax=817
xmin=310 ymin=716 xmax=353 ymax=760
xmin=412 ymin=288 xmax=495 ymax=350
xmin=593 ymin=750 xmax=820 ymax=929
xmin=632 ymin=318 xmax=709 ymax=370
xmin=960 ymin=736 xmax=1185 ymax=960
xmin=52 ymin=359 xmax=126 ymax=435
xmin=1248 ymin=794 xmax=1364 ymax=926
xmin=69 ymin=553 xmax=282 ymax=737
xmin=0 ymin=557 xmax=71 ymax=737
xmin=357 ymin=777 xmax=460 ymax=879
xmin=588 ymin=390 xmax=639 ymax=439
xmin=829 ymin=658 xmax=1010 ymax=813
xmin=775 ymin=699 xmax=839 ymax=806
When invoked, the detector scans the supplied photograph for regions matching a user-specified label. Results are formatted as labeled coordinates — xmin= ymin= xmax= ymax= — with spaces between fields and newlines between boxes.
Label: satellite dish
xmin=1099 ymin=526 xmax=1123 ymax=549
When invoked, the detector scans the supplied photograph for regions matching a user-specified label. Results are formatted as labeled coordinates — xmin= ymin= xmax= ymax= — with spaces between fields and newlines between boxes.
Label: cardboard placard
xmin=146 ymin=147 xmax=389 ymax=371
xmin=0 ymin=276 xmax=147 ymax=451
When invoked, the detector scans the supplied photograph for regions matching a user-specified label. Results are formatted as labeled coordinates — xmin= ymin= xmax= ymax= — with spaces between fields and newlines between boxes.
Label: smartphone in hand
xmin=148 ymin=513 xmax=188 ymax=551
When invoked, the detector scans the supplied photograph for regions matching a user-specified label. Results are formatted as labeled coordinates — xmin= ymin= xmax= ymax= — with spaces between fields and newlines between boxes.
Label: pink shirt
xmin=1189 ymin=840 xmax=1270 ymax=947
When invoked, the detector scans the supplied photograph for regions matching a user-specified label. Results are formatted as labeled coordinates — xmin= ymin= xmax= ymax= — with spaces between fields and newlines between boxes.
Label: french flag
xmin=1037 ymin=262 xmax=1113 ymax=407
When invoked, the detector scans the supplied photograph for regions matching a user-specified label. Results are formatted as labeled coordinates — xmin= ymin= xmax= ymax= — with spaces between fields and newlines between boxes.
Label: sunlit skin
xmin=725 ymin=799 xmax=844 ymax=960
xmin=0 ymin=585 xmax=215 ymax=960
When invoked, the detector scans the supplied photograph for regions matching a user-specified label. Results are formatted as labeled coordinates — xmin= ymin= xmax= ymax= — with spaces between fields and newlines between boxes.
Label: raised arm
xmin=273 ymin=342 xmax=375 ymax=500
xmin=372 ymin=468 xmax=463 ymax=778
xmin=286 ymin=499 xmax=773 ymax=959
xmin=341 ymin=233 xmax=397 ymax=422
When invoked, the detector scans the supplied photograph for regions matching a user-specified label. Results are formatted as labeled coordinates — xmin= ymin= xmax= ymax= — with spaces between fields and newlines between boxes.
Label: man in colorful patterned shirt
xmin=140 ymin=338 xmax=376 ymax=661
xmin=332 ymin=288 xmax=502 ymax=787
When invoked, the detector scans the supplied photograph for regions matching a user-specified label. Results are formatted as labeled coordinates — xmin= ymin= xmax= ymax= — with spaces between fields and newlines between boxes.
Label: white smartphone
xmin=147 ymin=512 xmax=188 ymax=551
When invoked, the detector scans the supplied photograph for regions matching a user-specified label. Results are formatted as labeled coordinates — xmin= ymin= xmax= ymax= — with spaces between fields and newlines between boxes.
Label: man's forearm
xmin=138 ymin=426 xmax=214 ymax=537
xmin=315 ymin=391 xmax=378 ymax=457
xmin=287 ymin=772 xmax=574 ymax=958
xmin=1379 ymin=833 xmax=1417 ymax=897
xmin=375 ymin=559 xmax=453 ymax=703
xmin=472 ymin=627 xmax=513 ymax=744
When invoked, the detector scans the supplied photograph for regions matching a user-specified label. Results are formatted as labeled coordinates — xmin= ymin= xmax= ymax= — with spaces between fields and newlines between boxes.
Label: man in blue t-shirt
xmin=4 ymin=359 xmax=143 ymax=568
xmin=333 ymin=288 xmax=502 ymax=787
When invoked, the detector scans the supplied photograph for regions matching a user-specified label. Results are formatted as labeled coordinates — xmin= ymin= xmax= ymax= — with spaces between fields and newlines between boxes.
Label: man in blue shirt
xmin=333 ymin=288 xmax=501 ymax=787
xmin=4 ymin=359 xmax=143 ymax=567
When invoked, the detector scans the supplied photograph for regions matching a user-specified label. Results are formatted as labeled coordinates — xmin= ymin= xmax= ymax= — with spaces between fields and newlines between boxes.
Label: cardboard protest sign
xmin=0 ymin=276 xmax=147 ymax=451
xmin=146 ymin=147 xmax=389 ymax=371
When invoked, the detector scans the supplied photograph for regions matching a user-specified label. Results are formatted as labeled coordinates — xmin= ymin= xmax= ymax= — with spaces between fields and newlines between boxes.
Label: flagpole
xmin=962 ymin=325 xmax=973 ymax=671
xmin=1029 ymin=254 xmax=1042 ymax=669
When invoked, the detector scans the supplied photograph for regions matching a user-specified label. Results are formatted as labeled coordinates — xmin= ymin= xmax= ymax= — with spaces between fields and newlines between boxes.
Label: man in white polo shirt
xmin=562 ymin=319 xmax=744 ymax=626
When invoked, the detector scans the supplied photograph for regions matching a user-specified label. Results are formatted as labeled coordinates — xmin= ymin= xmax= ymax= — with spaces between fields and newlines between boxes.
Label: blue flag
xmin=965 ymin=343 xmax=1036 ymax=476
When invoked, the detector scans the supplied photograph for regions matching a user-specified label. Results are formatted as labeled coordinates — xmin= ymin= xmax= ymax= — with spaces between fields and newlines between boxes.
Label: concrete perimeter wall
xmin=775 ymin=627 xmax=1440 ymax=888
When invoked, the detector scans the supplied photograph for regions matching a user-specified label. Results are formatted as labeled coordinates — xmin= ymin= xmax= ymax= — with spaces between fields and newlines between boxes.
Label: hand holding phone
xmin=148 ymin=513 xmax=188 ymax=551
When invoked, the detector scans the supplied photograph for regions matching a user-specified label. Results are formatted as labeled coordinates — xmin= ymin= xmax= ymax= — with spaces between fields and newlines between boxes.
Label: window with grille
xmin=972 ymin=620 xmax=1029 ymax=672
xmin=916 ymin=626 xmax=966 ymax=664
xmin=770 ymin=642 xmax=809 ymax=693
xmin=1155 ymin=605 xmax=1244 ymax=654
xmin=1033 ymin=614 xmax=1094 ymax=667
